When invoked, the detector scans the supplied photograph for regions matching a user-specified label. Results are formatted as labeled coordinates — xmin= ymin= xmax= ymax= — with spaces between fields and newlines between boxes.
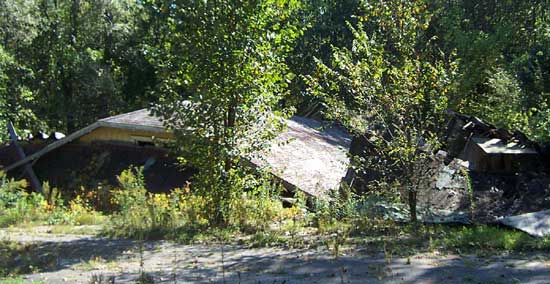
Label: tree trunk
xmin=103 ymin=10 xmax=113 ymax=64
xmin=223 ymin=102 xmax=236 ymax=172
xmin=70 ymin=0 xmax=79 ymax=45
xmin=409 ymin=186 xmax=417 ymax=223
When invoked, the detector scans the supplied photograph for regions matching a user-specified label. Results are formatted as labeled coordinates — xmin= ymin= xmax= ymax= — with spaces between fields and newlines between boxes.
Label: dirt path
xmin=1 ymin=229 xmax=549 ymax=284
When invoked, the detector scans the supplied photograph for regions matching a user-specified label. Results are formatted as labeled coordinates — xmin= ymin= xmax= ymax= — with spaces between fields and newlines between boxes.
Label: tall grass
xmin=105 ymin=167 xmax=299 ymax=241
xmin=0 ymin=173 xmax=105 ymax=227
xmin=435 ymin=225 xmax=550 ymax=252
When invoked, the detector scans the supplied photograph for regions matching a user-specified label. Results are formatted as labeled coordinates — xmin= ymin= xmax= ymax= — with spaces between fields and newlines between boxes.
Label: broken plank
xmin=7 ymin=122 xmax=43 ymax=193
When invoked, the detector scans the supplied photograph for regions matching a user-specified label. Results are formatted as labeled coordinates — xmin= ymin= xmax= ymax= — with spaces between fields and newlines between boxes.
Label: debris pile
xmin=417 ymin=110 xmax=550 ymax=236
xmin=419 ymin=157 xmax=470 ymax=213
xmin=445 ymin=110 xmax=543 ymax=172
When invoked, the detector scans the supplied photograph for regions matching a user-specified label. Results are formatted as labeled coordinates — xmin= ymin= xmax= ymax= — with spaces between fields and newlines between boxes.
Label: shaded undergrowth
xmin=1 ymin=168 xmax=549 ymax=282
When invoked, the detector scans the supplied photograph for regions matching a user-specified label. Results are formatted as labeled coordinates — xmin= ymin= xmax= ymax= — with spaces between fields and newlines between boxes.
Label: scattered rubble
xmin=414 ymin=111 xmax=550 ymax=229
xmin=418 ymin=157 xmax=470 ymax=213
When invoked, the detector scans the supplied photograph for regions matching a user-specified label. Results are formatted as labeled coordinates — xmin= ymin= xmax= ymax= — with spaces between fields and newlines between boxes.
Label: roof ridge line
xmin=99 ymin=108 xmax=152 ymax=122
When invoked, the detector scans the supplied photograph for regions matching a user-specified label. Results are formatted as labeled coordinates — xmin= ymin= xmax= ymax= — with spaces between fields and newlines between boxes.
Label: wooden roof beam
xmin=7 ymin=122 xmax=43 ymax=193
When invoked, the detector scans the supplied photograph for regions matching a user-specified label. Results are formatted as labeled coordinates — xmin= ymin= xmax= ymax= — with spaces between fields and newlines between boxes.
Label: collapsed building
xmin=341 ymin=110 xmax=549 ymax=235
xmin=444 ymin=110 xmax=547 ymax=173
xmin=429 ymin=111 xmax=550 ymax=235
xmin=1 ymin=107 xmax=548 ymax=236
xmin=0 ymin=108 xmax=352 ymax=199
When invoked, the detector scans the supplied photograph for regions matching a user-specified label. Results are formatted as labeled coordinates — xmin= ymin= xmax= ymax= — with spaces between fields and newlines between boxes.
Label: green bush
xmin=106 ymin=167 xmax=299 ymax=240
xmin=229 ymin=191 xmax=284 ymax=233
xmin=0 ymin=174 xmax=48 ymax=227
xmin=0 ymin=173 xmax=105 ymax=227
xmin=0 ymin=175 xmax=28 ymax=209
xmin=107 ymin=167 xmax=210 ymax=239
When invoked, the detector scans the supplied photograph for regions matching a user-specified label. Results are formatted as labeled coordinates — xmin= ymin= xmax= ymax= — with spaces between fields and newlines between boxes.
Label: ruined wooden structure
xmin=6 ymin=122 xmax=43 ymax=193
xmin=2 ymin=108 xmax=351 ymax=198
xmin=445 ymin=110 xmax=542 ymax=173
xmin=462 ymin=137 xmax=539 ymax=172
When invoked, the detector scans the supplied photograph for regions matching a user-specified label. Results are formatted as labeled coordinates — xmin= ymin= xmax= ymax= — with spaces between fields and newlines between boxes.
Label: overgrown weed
xmin=0 ymin=277 xmax=46 ymax=284
xmin=2 ymin=168 xmax=548 ymax=261
xmin=0 ymin=173 xmax=105 ymax=228
xmin=104 ymin=167 xmax=303 ymax=242
xmin=434 ymin=225 xmax=550 ymax=253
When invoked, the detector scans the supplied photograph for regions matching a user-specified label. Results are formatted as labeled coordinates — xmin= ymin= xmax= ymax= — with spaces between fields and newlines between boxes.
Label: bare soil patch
xmin=1 ymin=228 xmax=549 ymax=284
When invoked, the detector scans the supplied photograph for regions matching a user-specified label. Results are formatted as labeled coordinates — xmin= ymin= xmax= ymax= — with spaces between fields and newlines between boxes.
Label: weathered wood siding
xmin=78 ymin=127 xmax=173 ymax=144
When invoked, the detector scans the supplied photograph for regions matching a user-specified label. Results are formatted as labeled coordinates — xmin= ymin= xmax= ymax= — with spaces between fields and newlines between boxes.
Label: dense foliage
xmin=306 ymin=0 xmax=456 ymax=221
xmin=148 ymin=0 xmax=302 ymax=223
xmin=2 ymin=0 xmax=548 ymax=141
xmin=1 ymin=0 xmax=549 ymax=222
xmin=432 ymin=0 xmax=550 ymax=143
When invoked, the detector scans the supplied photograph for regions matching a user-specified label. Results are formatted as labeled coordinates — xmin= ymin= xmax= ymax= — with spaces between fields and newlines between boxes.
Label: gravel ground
xmin=1 ymin=228 xmax=549 ymax=284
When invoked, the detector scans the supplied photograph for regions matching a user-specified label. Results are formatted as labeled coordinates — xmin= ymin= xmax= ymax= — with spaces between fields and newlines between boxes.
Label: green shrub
xmin=229 ymin=191 xmax=284 ymax=233
xmin=0 ymin=173 xmax=105 ymax=227
xmin=0 ymin=175 xmax=27 ymax=208
xmin=107 ymin=167 xmax=209 ymax=239
xmin=0 ymin=175 xmax=49 ymax=227
xmin=106 ymin=167 xmax=298 ymax=240
xmin=111 ymin=167 xmax=147 ymax=212
xmin=312 ymin=186 xmax=362 ymax=234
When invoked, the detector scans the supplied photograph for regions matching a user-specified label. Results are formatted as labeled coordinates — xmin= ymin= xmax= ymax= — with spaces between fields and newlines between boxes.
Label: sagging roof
xmin=473 ymin=137 xmax=538 ymax=155
xmin=5 ymin=108 xmax=352 ymax=197
xmin=253 ymin=116 xmax=351 ymax=197
xmin=3 ymin=112 xmax=167 ymax=172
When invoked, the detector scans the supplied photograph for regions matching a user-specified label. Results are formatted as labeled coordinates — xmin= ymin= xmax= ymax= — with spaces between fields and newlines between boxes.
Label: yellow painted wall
xmin=78 ymin=127 xmax=173 ymax=144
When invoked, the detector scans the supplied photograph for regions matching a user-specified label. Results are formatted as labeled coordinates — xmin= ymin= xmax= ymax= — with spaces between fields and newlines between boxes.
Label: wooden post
xmin=7 ymin=122 xmax=43 ymax=193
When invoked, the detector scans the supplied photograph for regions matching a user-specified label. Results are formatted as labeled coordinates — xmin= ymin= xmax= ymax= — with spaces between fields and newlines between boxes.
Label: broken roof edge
xmin=4 ymin=122 xmax=102 ymax=172
xmin=99 ymin=108 xmax=153 ymax=123
xmin=100 ymin=121 xmax=168 ymax=134
xmin=242 ymin=159 xmax=321 ymax=199
xmin=472 ymin=137 xmax=538 ymax=155
xmin=4 ymin=120 xmax=170 ymax=172
xmin=446 ymin=108 xmax=547 ymax=150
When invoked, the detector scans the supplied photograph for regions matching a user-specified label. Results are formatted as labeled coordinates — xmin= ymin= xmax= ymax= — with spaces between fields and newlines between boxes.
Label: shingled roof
xmin=252 ymin=116 xmax=351 ymax=197
xmin=100 ymin=109 xmax=165 ymax=130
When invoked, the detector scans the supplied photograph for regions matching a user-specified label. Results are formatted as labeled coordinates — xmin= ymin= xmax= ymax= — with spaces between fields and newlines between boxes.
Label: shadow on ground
xmin=1 ymin=237 xmax=137 ymax=276
xmin=2 ymin=234 xmax=549 ymax=284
